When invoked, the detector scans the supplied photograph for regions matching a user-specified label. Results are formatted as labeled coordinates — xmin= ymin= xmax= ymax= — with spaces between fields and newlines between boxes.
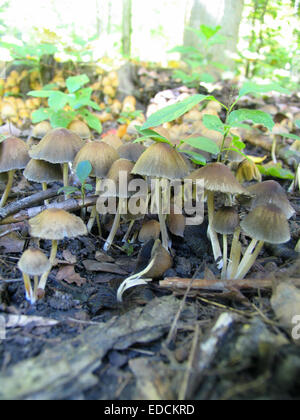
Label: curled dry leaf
xmin=62 ymin=249 xmax=77 ymax=265
xmin=56 ymin=265 xmax=86 ymax=287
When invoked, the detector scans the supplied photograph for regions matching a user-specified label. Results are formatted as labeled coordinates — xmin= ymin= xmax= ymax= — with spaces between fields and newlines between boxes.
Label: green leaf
xmin=200 ymin=24 xmax=221 ymax=39
xmin=141 ymin=94 xmax=213 ymax=130
xmin=295 ymin=120 xmax=300 ymax=129
xmin=238 ymin=82 xmax=290 ymax=98
xmin=257 ymin=164 xmax=294 ymax=180
xmin=181 ymin=136 xmax=220 ymax=154
xmin=80 ymin=110 xmax=102 ymax=134
xmin=228 ymin=109 xmax=274 ymax=132
xmin=50 ymin=110 xmax=75 ymax=128
xmin=76 ymin=160 xmax=92 ymax=183
xmin=200 ymin=73 xmax=215 ymax=83
xmin=231 ymin=135 xmax=246 ymax=150
xmin=31 ymin=108 xmax=51 ymax=123
xmin=58 ymin=186 xmax=78 ymax=195
xmin=48 ymin=91 xmax=69 ymax=112
xmin=203 ymin=114 xmax=224 ymax=133
xmin=27 ymin=90 xmax=54 ymax=98
xmin=84 ymin=183 xmax=93 ymax=191
xmin=180 ymin=149 xmax=206 ymax=165
xmin=66 ymin=74 xmax=89 ymax=93
xmin=279 ymin=133 xmax=300 ymax=141
xmin=168 ymin=45 xmax=199 ymax=55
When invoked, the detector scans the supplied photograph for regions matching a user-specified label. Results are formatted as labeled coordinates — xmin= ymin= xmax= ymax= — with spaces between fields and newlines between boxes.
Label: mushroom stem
xmin=206 ymin=191 xmax=222 ymax=266
xmin=42 ymin=182 xmax=50 ymax=206
xmin=0 ymin=169 xmax=15 ymax=208
xmin=235 ymin=239 xmax=264 ymax=279
xmin=38 ymin=240 xmax=58 ymax=292
xmin=227 ymin=227 xmax=241 ymax=278
xmin=87 ymin=178 xmax=102 ymax=234
xmin=23 ymin=273 xmax=33 ymax=302
xmin=156 ymin=178 xmax=169 ymax=251
xmin=122 ymin=219 xmax=135 ymax=243
xmin=221 ymin=234 xmax=228 ymax=280
xmin=103 ymin=199 xmax=123 ymax=251
xmin=271 ymin=135 xmax=277 ymax=164
xmin=33 ymin=275 xmax=39 ymax=303
xmin=63 ymin=163 xmax=69 ymax=198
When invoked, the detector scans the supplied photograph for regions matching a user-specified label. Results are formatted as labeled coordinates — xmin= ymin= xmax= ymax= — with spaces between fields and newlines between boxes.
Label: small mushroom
xmin=117 ymin=142 xmax=146 ymax=163
xmin=102 ymin=134 xmax=123 ymax=150
xmin=18 ymin=248 xmax=51 ymax=304
xmin=32 ymin=121 xmax=52 ymax=139
xmin=0 ymin=136 xmax=30 ymax=207
xmin=235 ymin=204 xmax=291 ymax=279
xmin=29 ymin=208 xmax=88 ymax=295
xmin=68 ymin=120 xmax=91 ymax=140
xmin=138 ymin=220 xmax=161 ymax=243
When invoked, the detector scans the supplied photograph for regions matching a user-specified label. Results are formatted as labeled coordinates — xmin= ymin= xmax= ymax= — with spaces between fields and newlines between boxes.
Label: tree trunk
xmin=184 ymin=0 xmax=245 ymax=72
xmin=122 ymin=0 xmax=132 ymax=57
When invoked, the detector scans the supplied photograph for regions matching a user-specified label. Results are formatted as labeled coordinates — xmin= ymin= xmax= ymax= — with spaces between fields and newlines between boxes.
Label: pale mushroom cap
xmin=68 ymin=120 xmax=91 ymax=139
xmin=32 ymin=121 xmax=52 ymax=139
xmin=188 ymin=162 xmax=247 ymax=194
xmin=139 ymin=220 xmax=161 ymax=242
xmin=247 ymin=180 xmax=295 ymax=219
xmin=132 ymin=143 xmax=189 ymax=180
xmin=29 ymin=128 xmax=84 ymax=164
xmin=29 ymin=208 xmax=88 ymax=240
xmin=73 ymin=141 xmax=119 ymax=179
xmin=0 ymin=136 xmax=30 ymax=173
xmin=24 ymin=159 xmax=63 ymax=183
xmin=101 ymin=158 xmax=135 ymax=198
xmin=18 ymin=248 xmax=51 ymax=276
xmin=212 ymin=206 xmax=240 ymax=235
xmin=102 ymin=134 xmax=123 ymax=150
xmin=241 ymin=204 xmax=291 ymax=244
xmin=117 ymin=142 xmax=146 ymax=162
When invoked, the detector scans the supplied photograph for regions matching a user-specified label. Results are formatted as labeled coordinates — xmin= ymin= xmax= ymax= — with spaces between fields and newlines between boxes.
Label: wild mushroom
xmin=132 ymin=142 xmax=188 ymax=250
xmin=73 ymin=140 xmax=119 ymax=232
xmin=18 ymin=248 xmax=51 ymax=304
xmin=117 ymin=142 xmax=146 ymax=162
xmin=0 ymin=136 xmax=30 ymax=207
xmin=29 ymin=208 xmax=87 ymax=295
xmin=32 ymin=121 xmax=52 ymax=139
xmin=117 ymin=239 xmax=173 ymax=302
xmin=98 ymin=158 xmax=135 ymax=251
xmin=102 ymin=134 xmax=123 ymax=150
xmin=138 ymin=220 xmax=161 ymax=243
xmin=188 ymin=162 xmax=247 ymax=266
xmin=29 ymin=128 xmax=84 ymax=192
xmin=24 ymin=159 xmax=63 ymax=204
xmin=212 ymin=206 xmax=240 ymax=279
xmin=68 ymin=120 xmax=91 ymax=140
xmin=247 ymin=180 xmax=295 ymax=219
xmin=235 ymin=204 xmax=290 ymax=279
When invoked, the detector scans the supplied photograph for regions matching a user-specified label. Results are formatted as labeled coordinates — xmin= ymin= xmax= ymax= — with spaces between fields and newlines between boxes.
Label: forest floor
xmin=0 ymin=71 xmax=299 ymax=400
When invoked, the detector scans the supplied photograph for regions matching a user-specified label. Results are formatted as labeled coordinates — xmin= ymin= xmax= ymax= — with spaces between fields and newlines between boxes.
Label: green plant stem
xmin=0 ymin=169 xmax=15 ymax=208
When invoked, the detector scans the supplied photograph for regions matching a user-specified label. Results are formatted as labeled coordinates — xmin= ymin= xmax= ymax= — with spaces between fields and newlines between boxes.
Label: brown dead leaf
xmin=56 ymin=265 xmax=86 ymax=287
xmin=82 ymin=260 xmax=128 ymax=275
xmin=62 ymin=249 xmax=77 ymax=264
xmin=0 ymin=233 xmax=24 ymax=253
xmin=95 ymin=251 xmax=115 ymax=263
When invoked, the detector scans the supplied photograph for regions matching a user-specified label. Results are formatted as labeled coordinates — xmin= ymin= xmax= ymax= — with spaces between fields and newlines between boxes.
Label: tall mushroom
xmin=29 ymin=208 xmax=88 ymax=296
xmin=29 ymin=128 xmax=84 ymax=192
xmin=235 ymin=204 xmax=290 ymax=279
xmin=73 ymin=140 xmax=119 ymax=232
xmin=132 ymin=143 xmax=188 ymax=250
xmin=0 ymin=136 xmax=30 ymax=207
xmin=188 ymin=163 xmax=247 ymax=266
xmin=18 ymin=248 xmax=51 ymax=304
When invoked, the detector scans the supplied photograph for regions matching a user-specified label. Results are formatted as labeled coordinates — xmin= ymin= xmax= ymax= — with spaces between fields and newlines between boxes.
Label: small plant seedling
xmin=117 ymin=110 xmax=143 ymax=125
xmin=122 ymin=241 xmax=135 ymax=257
xmin=28 ymin=74 xmax=102 ymax=133
xmin=59 ymin=160 xmax=93 ymax=204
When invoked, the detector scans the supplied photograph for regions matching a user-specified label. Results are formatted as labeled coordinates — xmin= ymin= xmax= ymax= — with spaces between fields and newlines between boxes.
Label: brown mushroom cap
xmin=102 ymin=134 xmax=123 ymax=150
xmin=29 ymin=208 xmax=88 ymax=240
xmin=68 ymin=120 xmax=91 ymax=139
xmin=138 ymin=220 xmax=161 ymax=242
xmin=32 ymin=121 xmax=52 ymax=139
xmin=73 ymin=141 xmax=119 ymax=179
xmin=0 ymin=136 xmax=30 ymax=173
xmin=188 ymin=162 xmax=248 ymax=194
xmin=101 ymin=158 xmax=135 ymax=198
xmin=18 ymin=248 xmax=51 ymax=276
xmin=29 ymin=128 xmax=84 ymax=164
xmin=212 ymin=206 xmax=240 ymax=235
xmin=247 ymin=180 xmax=295 ymax=219
xmin=24 ymin=159 xmax=63 ymax=183
xmin=117 ymin=142 xmax=146 ymax=162
xmin=241 ymin=204 xmax=291 ymax=244
xmin=132 ymin=142 xmax=189 ymax=180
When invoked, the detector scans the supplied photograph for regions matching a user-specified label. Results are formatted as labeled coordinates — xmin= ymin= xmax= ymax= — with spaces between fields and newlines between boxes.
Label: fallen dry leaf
xmin=82 ymin=260 xmax=128 ymax=275
xmin=0 ymin=233 xmax=24 ymax=253
xmin=56 ymin=265 xmax=86 ymax=287
xmin=95 ymin=251 xmax=115 ymax=263
xmin=62 ymin=249 xmax=77 ymax=264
